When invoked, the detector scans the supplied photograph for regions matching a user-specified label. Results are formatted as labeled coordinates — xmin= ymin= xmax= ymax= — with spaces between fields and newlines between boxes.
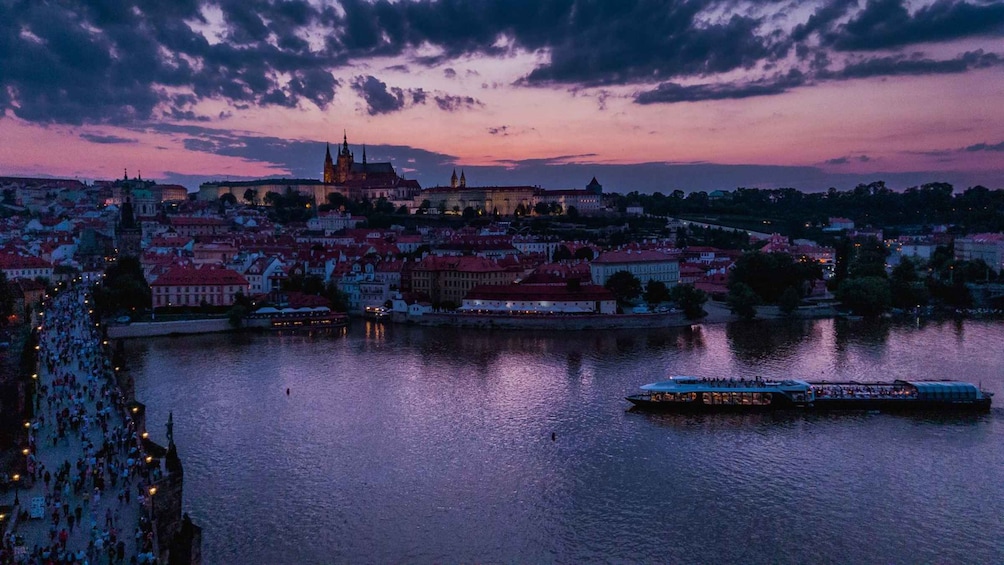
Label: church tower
xmin=117 ymin=197 xmax=142 ymax=259
xmin=336 ymin=131 xmax=353 ymax=183
xmin=459 ymin=170 xmax=466 ymax=188
xmin=323 ymin=143 xmax=335 ymax=184
xmin=450 ymin=169 xmax=458 ymax=189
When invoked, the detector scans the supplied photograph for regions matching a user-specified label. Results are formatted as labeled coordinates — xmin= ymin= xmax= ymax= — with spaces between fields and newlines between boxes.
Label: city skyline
xmin=1 ymin=0 xmax=1003 ymax=192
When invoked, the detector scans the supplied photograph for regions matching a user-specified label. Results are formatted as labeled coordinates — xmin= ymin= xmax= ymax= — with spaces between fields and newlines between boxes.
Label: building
xmin=0 ymin=253 xmax=54 ymax=281
xmin=956 ymin=233 xmax=1004 ymax=273
xmin=168 ymin=217 xmax=230 ymax=238
xmin=461 ymin=283 xmax=617 ymax=314
xmin=589 ymin=249 xmax=680 ymax=287
xmin=411 ymin=255 xmax=518 ymax=306
xmin=416 ymin=174 xmax=605 ymax=216
xmin=199 ymin=133 xmax=421 ymax=205
xmin=150 ymin=265 xmax=249 ymax=308
xmin=116 ymin=198 xmax=142 ymax=258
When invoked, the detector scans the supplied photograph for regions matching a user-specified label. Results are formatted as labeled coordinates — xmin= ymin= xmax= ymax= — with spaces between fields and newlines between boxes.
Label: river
xmin=126 ymin=318 xmax=1004 ymax=564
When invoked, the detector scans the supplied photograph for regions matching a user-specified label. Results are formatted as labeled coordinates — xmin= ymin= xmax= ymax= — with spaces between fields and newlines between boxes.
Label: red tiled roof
xmin=592 ymin=249 xmax=678 ymax=264
xmin=149 ymin=265 xmax=248 ymax=287
xmin=0 ymin=254 xmax=52 ymax=269
xmin=414 ymin=255 xmax=505 ymax=273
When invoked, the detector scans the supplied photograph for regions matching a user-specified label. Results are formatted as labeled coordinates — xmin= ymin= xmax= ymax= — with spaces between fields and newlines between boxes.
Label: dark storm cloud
xmin=2 ymin=0 xmax=1004 ymax=123
xmin=964 ymin=141 xmax=1004 ymax=152
xmin=351 ymin=75 xmax=410 ymax=115
xmin=825 ymin=0 xmax=1004 ymax=51
xmin=635 ymin=71 xmax=806 ymax=104
xmin=433 ymin=95 xmax=483 ymax=112
xmin=79 ymin=133 xmax=138 ymax=144
xmin=821 ymin=50 xmax=1002 ymax=79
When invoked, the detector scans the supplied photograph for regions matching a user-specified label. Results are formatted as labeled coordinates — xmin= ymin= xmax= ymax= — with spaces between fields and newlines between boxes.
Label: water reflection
xmin=833 ymin=318 xmax=891 ymax=350
xmin=126 ymin=318 xmax=1004 ymax=565
xmin=725 ymin=318 xmax=820 ymax=363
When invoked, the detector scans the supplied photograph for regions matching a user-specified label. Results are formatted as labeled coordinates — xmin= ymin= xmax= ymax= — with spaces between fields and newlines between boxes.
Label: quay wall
xmin=107 ymin=318 xmax=271 ymax=339
xmin=401 ymin=312 xmax=689 ymax=330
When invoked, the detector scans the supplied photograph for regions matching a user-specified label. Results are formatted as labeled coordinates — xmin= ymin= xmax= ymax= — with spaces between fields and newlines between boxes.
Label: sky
xmin=0 ymin=0 xmax=1003 ymax=194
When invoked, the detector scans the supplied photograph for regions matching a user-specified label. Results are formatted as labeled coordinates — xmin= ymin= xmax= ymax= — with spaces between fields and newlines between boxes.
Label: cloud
xmin=433 ymin=95 xmax=483 ymax=112
xmin=635 ymin=71 xmax=806 ymax=104
xmin=2 ymin=0 xmax=1003 ymax=125
xmin=79 ymin=133 xmax=138 ymax=144
xmin=351 ymin=75 xmax=410 ymax=115
xmin=488 ymin=126 xmax=510 ymax=136
xmin=825 ymin=0 xmax=1004 ymax=51
xmin=825 ymin=155 xmax=871 ymax=165
xmin=821 ymin=50 xmax=1002 ymax=79
xmin=963 ymin=141 xmax=1004 ymax=152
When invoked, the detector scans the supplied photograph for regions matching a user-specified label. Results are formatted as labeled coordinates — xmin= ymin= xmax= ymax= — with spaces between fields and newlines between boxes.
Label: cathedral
xmin=323 ymin=132 xmax=399 ymax=185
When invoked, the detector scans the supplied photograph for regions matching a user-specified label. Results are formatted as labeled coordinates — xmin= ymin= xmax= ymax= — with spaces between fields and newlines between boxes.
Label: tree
xmin=604 ymin=271 xmax=643 ymax=305
xmin=243 ymin=188 xmax=257 ymax=206
xmin=777 ymin=286 xmax=802 ymax=316
xmin=462 ymin=206 xmax=477 ymax=219
xmin=552 ymin=245 xmax=572 ymax=262
xmin=890 ymin=256 xmax=929 ymax=309
xmin=848 ymin=237 xmax=889 ymax=279
xmin=670 ymin=284 xmax=708 ymax=320
xmin=92 ymin=257 xmax=152 ymax=316
xmin=396 ymin=205 xmax=410 ymax=215
xmin=644 ymin=280 xmax=671 ymax=306
xmin=836 ymin=276 xmax=891 ymax=316
xmin=219 ymin=193 xmax=237 ymax=207
xmin=573 ymin=247 xmax=595 ymax=261
xmin=729 ymin=251 xmax=820 ymax=304
xmin=0 ymin=272 xmax=14 ymax=326
xmin=534 ymin=202 xmax=550 ymax=216
xmin=514 ymin=203 xmax=527 ymax=217
xmin=264 ymin=191 xmax=282 ymax=207
xmin=566 ymin=206 xmax=579 ymax=219
xmin=227 ymin=305 xmax=249 ymax=328
xmin=549 ymin=202 xmax=563 ymax=215
xmin=418 ymin=200 xmax=431 ymax=214
xmin=726 ymin=282 xmax=759 ymax=320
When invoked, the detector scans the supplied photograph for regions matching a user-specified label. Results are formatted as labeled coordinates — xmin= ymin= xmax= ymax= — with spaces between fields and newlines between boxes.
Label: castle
xmin=323 ymin=132 xmax=399 ymax=185
xmin=199 ymin=133 xmax=421 ymax=204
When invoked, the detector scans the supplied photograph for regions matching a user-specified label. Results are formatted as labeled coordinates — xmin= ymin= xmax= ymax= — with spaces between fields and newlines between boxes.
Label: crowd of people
xmin=0 ymin=285 xmax=161 ymax=564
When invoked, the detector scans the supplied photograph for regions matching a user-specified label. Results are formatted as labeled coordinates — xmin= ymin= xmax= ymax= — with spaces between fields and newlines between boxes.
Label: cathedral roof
xmin=350 ymin=162 xmax=394 ymax=175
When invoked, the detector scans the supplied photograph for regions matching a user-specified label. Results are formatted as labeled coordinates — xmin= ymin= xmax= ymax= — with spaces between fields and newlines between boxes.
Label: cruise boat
xmin=626 ymin=376 xmax=993 ymax=413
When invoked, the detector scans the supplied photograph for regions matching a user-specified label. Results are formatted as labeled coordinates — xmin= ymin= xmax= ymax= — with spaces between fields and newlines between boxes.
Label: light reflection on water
xmin=129 ymin=318 xmax=1004 ymax=564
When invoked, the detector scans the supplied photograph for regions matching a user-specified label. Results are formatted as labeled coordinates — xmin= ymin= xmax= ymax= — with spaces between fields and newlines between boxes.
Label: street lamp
xmin=12 ymin=473 xmax=20 ymax=506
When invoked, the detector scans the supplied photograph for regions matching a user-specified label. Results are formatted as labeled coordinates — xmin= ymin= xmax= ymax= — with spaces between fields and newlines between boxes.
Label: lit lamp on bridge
xmin=12 ymin=474 xmax=20 ymax=506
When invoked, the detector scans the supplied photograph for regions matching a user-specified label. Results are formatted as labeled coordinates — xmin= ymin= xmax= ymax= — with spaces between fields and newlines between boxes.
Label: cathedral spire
xmin=450 ymin=168 xmax=458 ymax=189
xmin=342 ymin=130 xmax=349 ymax=154
xmin=325 ymin=142 xmax=332 ymax=160
xmin=362 ymin=145 xmax=367 ymax=165
xmin=459 ymin=170 xmax=466 ymax=188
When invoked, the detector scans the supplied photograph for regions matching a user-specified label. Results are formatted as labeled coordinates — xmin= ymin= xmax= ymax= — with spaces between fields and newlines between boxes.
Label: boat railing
xmin=811 ymin=384 xmax=918 ymax=400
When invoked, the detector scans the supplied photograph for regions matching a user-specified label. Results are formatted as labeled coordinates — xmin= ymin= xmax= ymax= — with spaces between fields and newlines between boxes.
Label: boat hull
xmin=625 ymin=394 xmax=992 ymax=413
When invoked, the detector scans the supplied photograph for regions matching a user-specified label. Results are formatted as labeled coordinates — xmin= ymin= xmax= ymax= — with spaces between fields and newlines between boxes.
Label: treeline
xmin=615 ymin=182 xmax=1004 ymax=234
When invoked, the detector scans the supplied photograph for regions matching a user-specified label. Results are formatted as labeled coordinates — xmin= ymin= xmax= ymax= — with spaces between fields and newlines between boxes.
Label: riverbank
xmin=397 ymin=300 xmax=838 ymax=330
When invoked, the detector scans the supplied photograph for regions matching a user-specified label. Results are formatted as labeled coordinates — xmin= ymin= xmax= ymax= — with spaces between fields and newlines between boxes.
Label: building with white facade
xmin=589 ymin=249 xmax=680 ymax=287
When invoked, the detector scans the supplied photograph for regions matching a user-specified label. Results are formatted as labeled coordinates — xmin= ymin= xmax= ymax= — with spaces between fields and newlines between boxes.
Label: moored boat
xmin=626 ymin=376 xmax=993 ymax=413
